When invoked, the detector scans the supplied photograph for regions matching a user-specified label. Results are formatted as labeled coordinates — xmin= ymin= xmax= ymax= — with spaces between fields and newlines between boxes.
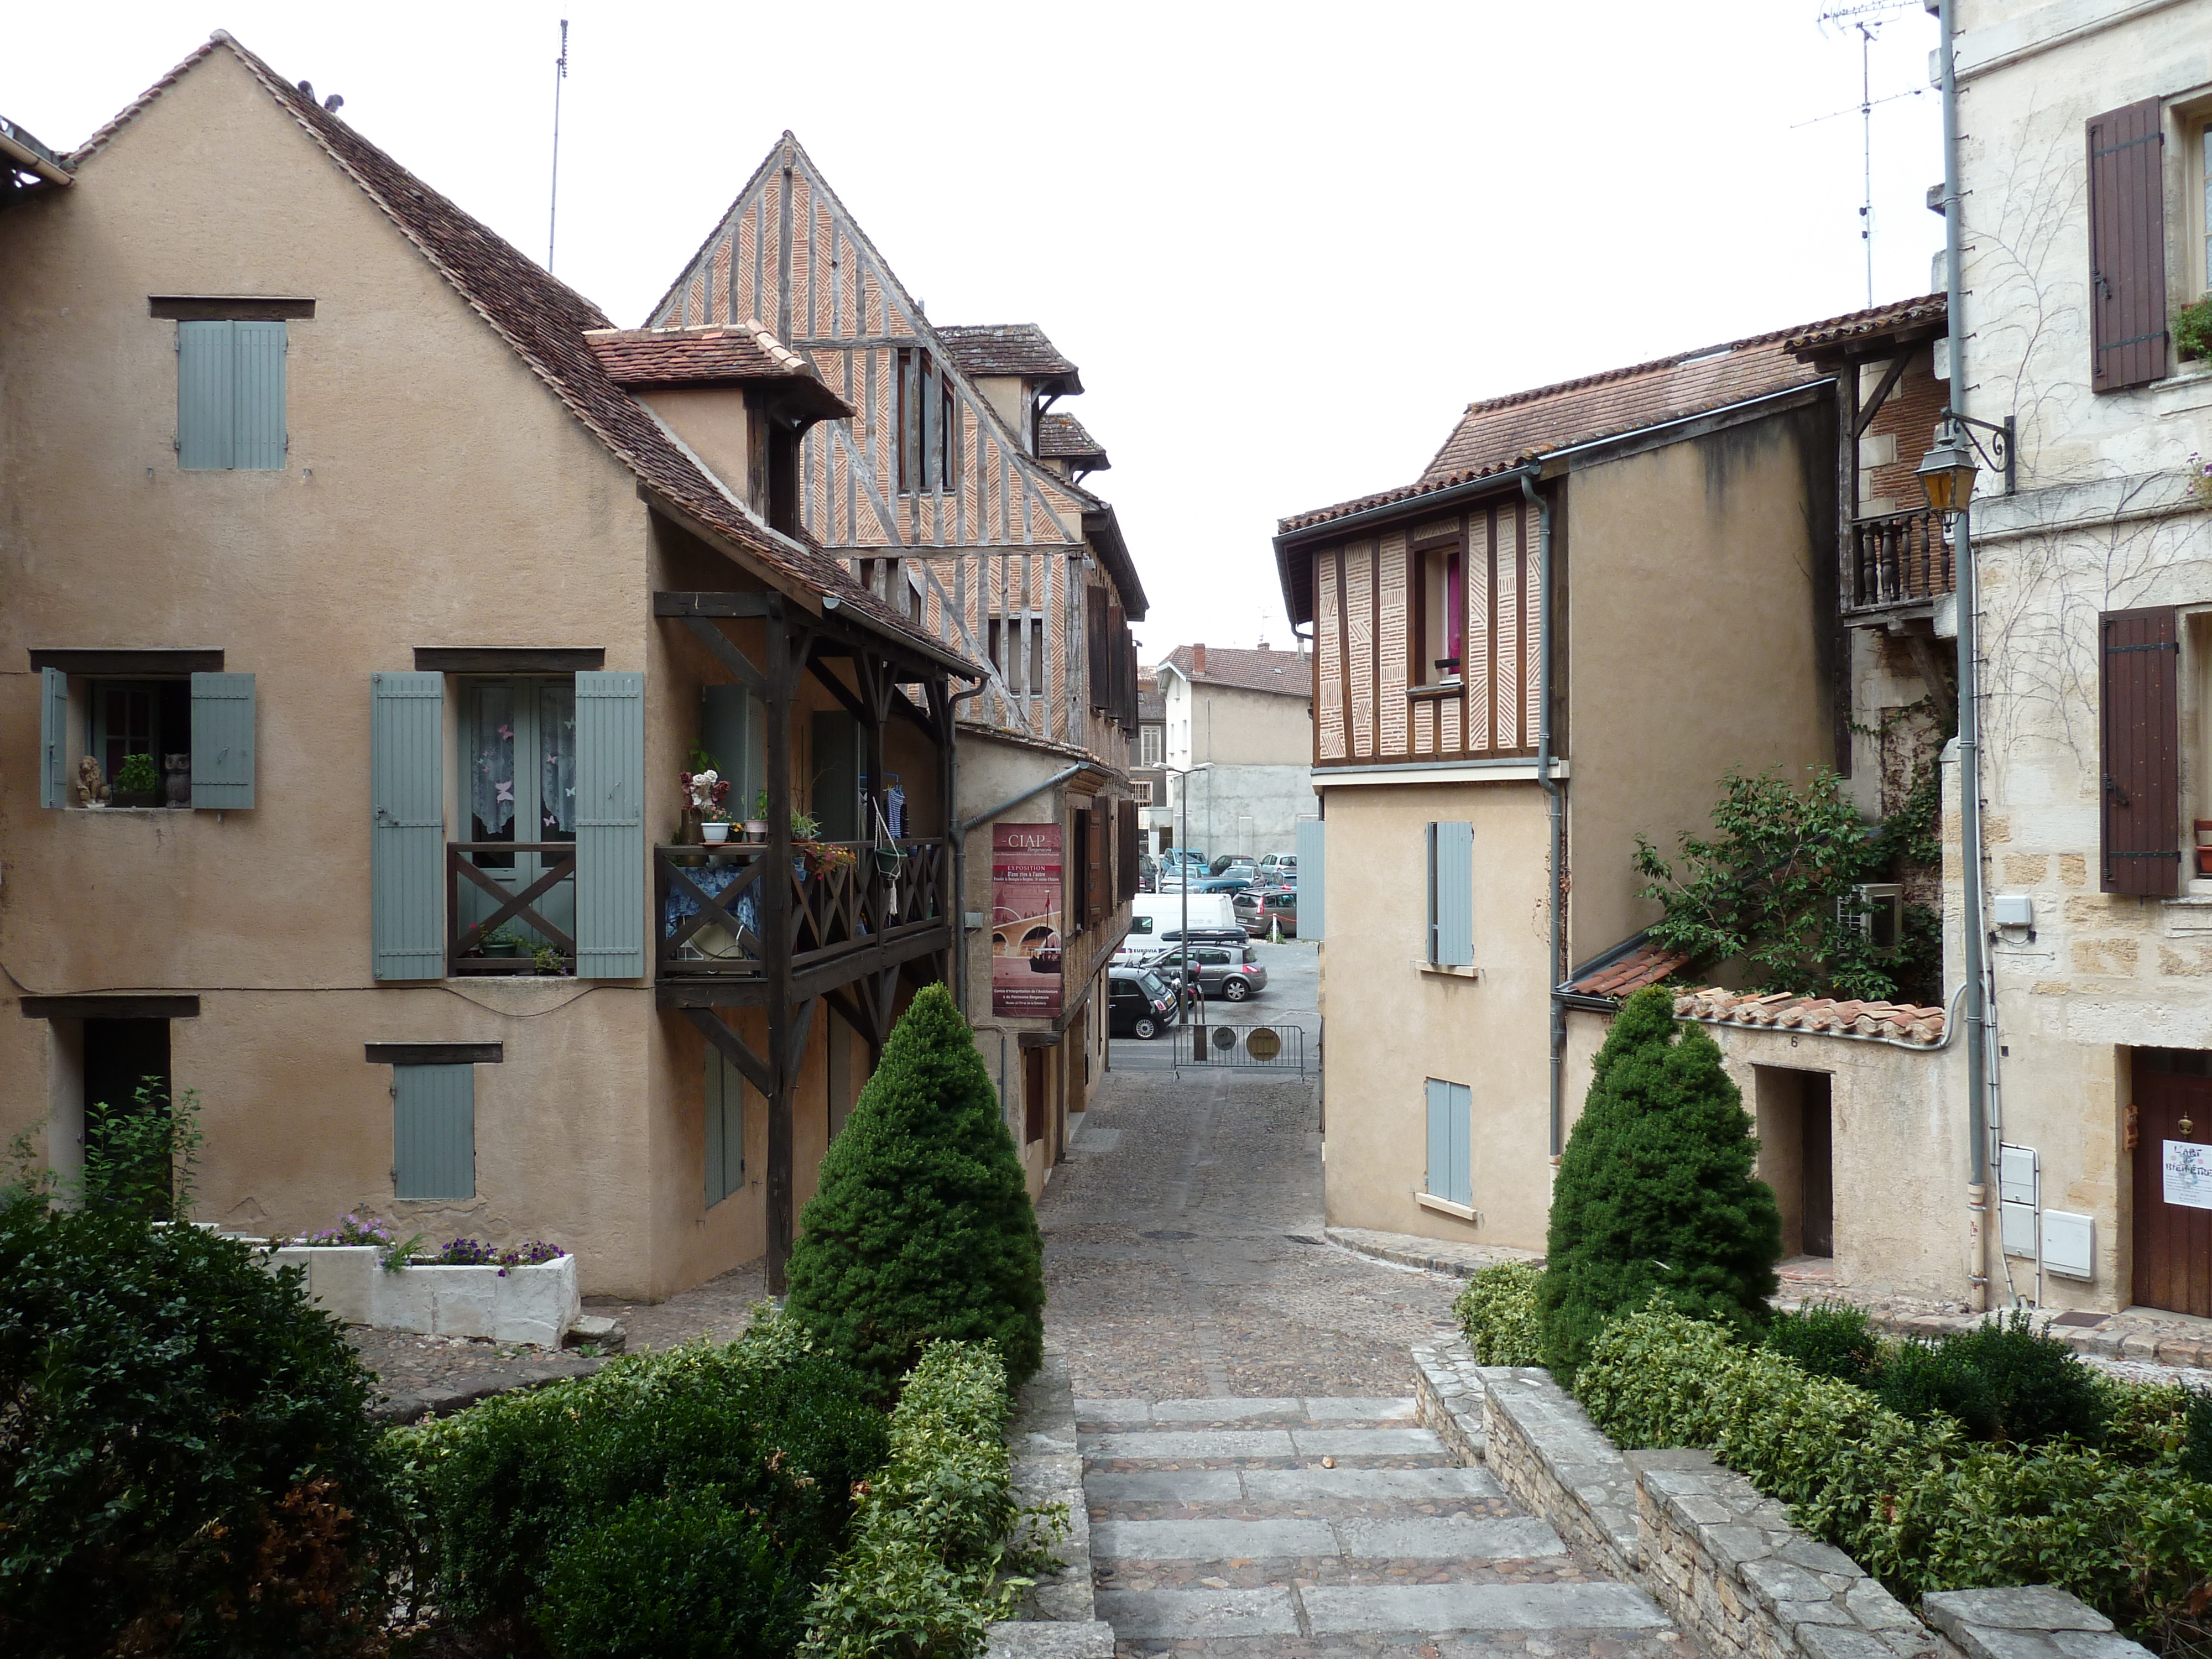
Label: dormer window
xmin=1412 ymin=538 xmax=1464 ymax=687
xmin=896 ymin=348 xmax=957 ymax=493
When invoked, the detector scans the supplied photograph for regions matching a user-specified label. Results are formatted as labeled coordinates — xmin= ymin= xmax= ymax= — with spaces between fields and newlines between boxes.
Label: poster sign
xmin=992 ymin=823 xmax=1063 ymax=1019
xmin=2165 ymin=1140 xmax=2212 ymax=1211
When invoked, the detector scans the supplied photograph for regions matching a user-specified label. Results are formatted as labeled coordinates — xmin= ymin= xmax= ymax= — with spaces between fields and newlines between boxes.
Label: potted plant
xmin=745 ymin=789 xmax=770 ymax=841
xmin=113 ymin=752 xmax=162 ymax=810
xmin=2175 ymin=294 xmax=2212 ymax=364
xmin=531 ymin=943 xmax=568 ymax=975
xmin=702 ymin=802 xmax=733 ymax=844
xmin=481 ymin=927 xmax=527 ymax=958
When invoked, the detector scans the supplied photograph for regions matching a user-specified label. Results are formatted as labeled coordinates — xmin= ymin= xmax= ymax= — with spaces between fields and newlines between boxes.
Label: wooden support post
xmin=862 ymin=651 xmax=888 ymax=856
xmin=763 ymin=599 xmax=796 ymax=1295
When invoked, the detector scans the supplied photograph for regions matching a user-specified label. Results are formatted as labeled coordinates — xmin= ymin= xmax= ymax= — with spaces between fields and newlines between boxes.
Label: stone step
xmin=1085 ymin=1463 xmax=1500 ymax=1506
xmin=1081 ymin=1426 xmax=1444 ymax=1462
xmin=1093 ymin=1513 xmax=1564 ymax=1562
xmin=1094 ymin=1580 xmax=1669 ymax=1641
xmin=1077 ymin=1395 xmax=1417 ymax=1427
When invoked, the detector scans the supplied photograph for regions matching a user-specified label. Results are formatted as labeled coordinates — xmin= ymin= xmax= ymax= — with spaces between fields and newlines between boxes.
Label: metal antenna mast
xmin=547 ymin=19 xmax=568 ymax=271
xmin=1856 ymin=22 xmax=1876 ymax=307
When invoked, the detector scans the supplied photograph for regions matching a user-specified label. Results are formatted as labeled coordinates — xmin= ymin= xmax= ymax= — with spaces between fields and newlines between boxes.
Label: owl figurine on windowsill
xmin=76 ymin=756 xmax=109 ymax=807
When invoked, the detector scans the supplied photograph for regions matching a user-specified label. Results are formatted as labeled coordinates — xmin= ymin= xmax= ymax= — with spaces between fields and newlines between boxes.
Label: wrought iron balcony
xmin=1845 ymin=508 xmax=1955 ymax=616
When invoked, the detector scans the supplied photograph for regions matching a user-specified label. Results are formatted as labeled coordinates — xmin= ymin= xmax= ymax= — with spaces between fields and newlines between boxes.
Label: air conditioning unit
xmin=1840 ymin=883 xmax=1905 ymax=950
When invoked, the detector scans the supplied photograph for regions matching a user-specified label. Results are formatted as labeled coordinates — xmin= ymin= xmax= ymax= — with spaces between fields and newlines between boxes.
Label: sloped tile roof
xmin=1566 ymin=941 xmax=1689 ymax=1000
xmin=1037 ymin=409 xmax=1109 ymax=468
xmin=1674 ymin=987 xmax=1947 ymax=1046
xmin=1785 ymin=294 xmax=1946 ymax=358
xmin=936 ymin=323 xmax=1083 ymax=392
xmin=86 ymin=35 xmax=971 ymax=677
xmin=588 ymin=320 xmax=828 ymax=387
xmin=1159 ymin=645 xmax=1313 ymax=698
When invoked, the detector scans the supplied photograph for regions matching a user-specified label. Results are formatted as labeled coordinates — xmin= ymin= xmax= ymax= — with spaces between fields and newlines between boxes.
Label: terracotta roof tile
xmin=108 ymin=35 xmax=971 ymax=677
xmin=1673 ymin=987 xmax=1947 ymax=1046
xmin=1784 ymin=294 xmax=1946 ymax=357
xmin=1159 ymin=645 xmax=1312 ymax=698
xmin=935 ymin=323 xmax=1083 ymax=392
xmin=1037 ymin=409 xmax=1108 ymax=468
xmin=1565 ymin=942 xmax=1689 ymax=1000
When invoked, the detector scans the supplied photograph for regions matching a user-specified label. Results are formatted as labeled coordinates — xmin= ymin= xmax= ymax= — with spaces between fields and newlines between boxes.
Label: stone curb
xmin=1327 ymin=1226 xmax=1542 ymax=1281
xmin=987 ymin=1342 xmax=1114 ymax=1659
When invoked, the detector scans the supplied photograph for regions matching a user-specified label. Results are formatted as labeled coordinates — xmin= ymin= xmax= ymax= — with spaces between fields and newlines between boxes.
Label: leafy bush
xmin=1575 ymin=1303 xmax=2212 ymax=1651
xmin=1763 ymin=1300 xmax=1884 ymax=1385
xmin=0 ymin=1194 xmax=395 ymax=1658
xmin=81 ymin=1078 xmax=201 ymax=1220
xmin=2176 ymin=295 xmax=2212 ymax=362
xmin=1537 ymin=987 xmax=1781 ymax=1384
xmin=1454 ymin=1261 xmax=1544 ymax=1365
xmin=398 ymin=1317 xmax=886 ymax=1640
xmin=786 ymin=984 xmax=1046 ymax=1397
xmin=803 ymin=1340 xmax=1060 ymax=1659
xmin=2185 ymin=1392 xmax=2212 ymax=1482
xmin=539 ymin=1492 xmax=815 ymax=1659
xmin=1875 ymin=1309 xmax=2106 ymax=1447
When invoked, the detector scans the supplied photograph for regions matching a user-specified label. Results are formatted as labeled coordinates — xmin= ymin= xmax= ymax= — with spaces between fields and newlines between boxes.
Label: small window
xmin=1140 ymin=724 xmax=1163 ymax=767
xmin=93 ymin=679 xmax=188 ymax=799
xmin=896 ymin=348 xmax=957 ymax=493
xmin=1133 ymin=779 xmax=1154 ymax=805
xmin=705 ymin=1046 xmax=746 ymax=1207
xmin=37 ymin=665 xmax=257 ymax=811
xmin=178 ymin=319 xmax=287 ymax=470
xmin=1413 ymin=542 xmax=1465 ymax=687
xmin=1425 ymin=1078 xmax=1473 ymax=1208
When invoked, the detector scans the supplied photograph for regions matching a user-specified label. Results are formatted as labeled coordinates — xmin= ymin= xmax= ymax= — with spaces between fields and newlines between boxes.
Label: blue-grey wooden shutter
xmin=231 ymin=321 xmax=287 ymax=470
xmin=705 ymin=1047 xmax=745 ymax=1206
xmin=575 ymin=670 xmax=646 ymax=978
xmin=393 ymin=1062 xmax=474 ymax=1199
xmin=700 ymin=683 xmax=750 ymax=796
xmin=371 ymin=672 xmax=446 ymax=980
xmin=1427 ymin=821 xmax=1474 ymax=967
xmin=178 ymin=320 xmax=234 ymax=469
xmin=40 ymin=667 xmax=66 ymax=809
xmin=1296 ymin=817 xmax=1325 ymax=940
xmin=189 ymin=672 xmax=255 ymax=808
xmin=1448 ymin=1083 xmax=1472 ymax=1206
xmin=1426 ymin=1078 xmax=1453 ymax=1201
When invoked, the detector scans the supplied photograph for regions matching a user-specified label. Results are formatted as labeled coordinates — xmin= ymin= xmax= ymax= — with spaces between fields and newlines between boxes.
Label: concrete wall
xmin=1171 ymin=762 xmax=1317 ymax=862
xmin=1317 ymin=780 xmax=1554 ymax=1250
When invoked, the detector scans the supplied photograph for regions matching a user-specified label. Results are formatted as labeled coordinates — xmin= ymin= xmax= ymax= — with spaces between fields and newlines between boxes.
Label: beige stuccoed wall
xmin=1318 ymin=780 xmax=1554 ymax=1249
xmin=1563 ymin=408 xmax=1836 ymax=964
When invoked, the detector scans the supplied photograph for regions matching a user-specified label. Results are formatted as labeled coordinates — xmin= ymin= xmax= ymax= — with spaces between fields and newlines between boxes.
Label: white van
xmin=1124 ymin=892 xmax=1243 ymax=962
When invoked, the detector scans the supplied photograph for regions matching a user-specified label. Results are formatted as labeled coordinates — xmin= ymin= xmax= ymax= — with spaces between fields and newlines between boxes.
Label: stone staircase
xmin=1076 ymin=1394 xmax=1689 ymax=1655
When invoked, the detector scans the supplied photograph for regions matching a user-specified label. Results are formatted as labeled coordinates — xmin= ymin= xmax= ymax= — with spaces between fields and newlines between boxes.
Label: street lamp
xmin=1916 ymin=411 xmax=2016 ymax=518
xmin=1164 ymin=763 xmax=1212 ymax=1037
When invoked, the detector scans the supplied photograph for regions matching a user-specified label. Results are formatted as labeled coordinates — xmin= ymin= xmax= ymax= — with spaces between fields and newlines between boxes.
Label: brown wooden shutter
xmin=2100 ymin=605 xmax=2180 ymax=895
xmin=1088 ymin=806 xmax=1106 ymax=927
xmin=1120 ymin=628 xmax=1139 ymax=729
xmin=1087 ymin=588 xmax=1110 ymax=711
xmin=2088 ymin=99 xmax=2168 ymax=392
xmin=1119 ymin=799 xmax=1139 ymax=902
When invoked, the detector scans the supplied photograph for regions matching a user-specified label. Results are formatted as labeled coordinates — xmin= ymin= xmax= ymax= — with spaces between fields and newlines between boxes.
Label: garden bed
xmin=265 ymin=1243 xmax=580 ymax=1347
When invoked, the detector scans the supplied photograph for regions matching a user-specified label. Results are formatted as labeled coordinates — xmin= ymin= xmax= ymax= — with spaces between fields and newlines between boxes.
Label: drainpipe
xmin=1523 ymin=472 xmax=1566 ymax=1159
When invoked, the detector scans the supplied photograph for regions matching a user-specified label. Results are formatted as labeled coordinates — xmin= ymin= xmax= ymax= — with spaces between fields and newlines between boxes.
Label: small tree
xmin=1538 ymin=986 xmax=1781 ymax=1384
xmin=785 ymin=984 xmax=1044 ymax=1396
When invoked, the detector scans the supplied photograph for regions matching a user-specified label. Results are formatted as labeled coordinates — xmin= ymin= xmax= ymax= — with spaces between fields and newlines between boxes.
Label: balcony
xmin=655 ymin=838 xmax=950 ymax=1003
xmin=1845 ymin=508 xmax=1954 ymax=618
xmin=448 ymin=841 xmax=576 ymax=975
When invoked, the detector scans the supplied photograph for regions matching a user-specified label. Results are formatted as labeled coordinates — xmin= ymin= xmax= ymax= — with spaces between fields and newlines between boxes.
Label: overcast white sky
xmin=12 ymin=2 xmax=1945 ymax=658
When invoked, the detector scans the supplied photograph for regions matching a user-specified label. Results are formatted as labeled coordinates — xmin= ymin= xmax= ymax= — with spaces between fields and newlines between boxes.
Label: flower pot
xmin=744 ymin=820 xmax=768 ymax=841
xmin=702 ymin=821 xmax=731 ymax=844
xmin=2198 ymin=847 xmax=2212 ymax=877
xmin=111 ymin=787 xmax=162 ymax=810
xmin=483 ymin=940 xmax=522 ymax=958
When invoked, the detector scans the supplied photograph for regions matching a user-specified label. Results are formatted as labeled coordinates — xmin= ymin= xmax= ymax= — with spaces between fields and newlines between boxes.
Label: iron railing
xmin=1846 ymin=508 xmax=1955 ymax=614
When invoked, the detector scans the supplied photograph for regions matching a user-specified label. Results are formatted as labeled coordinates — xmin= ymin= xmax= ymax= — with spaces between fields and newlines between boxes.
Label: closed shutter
xmin=1297 ymin=817 xmax=1326 ymax=940
xmin=1434 ymin=821 xmax=1474 ymax=965
xmin=371 ymin=671 xmax=446 ymax=980
xmin=1088 ymin=805 xmax=1106 ymax=927
xmin=393 ymin=1062 xmax=475 ymax=1199
xmin=1087 ymin=588 xmax=1110 ymax=710
xmin=1123 ymin=630 xmax=1139 ymax=729
xmin=1107 ymin=602 xmax=1125 ymax=722
xmin=232 ymin=321 xmax=288 ymax=469
xmin=178 ymin=320 xmax=234 ymax=469
xmin=700 ymin=683 xmax=750 ymax=794
xmin=810 ymin=710 xmax=861 ymax=841
xmin=1119 ymin=799 xmax=1139 ymax=902
xmin=575 ymin=670 xmax=646 ymax=978
xmin=705 ymin=1045 xmax=745 ymax=1206
xmin=2100 ymin=606 xmax=2180 ymax=895
xmin=189 ymin=672 xmax=255 ymax=808
xmin=1425 ymin=1078 xmax=1473 ymax=1208
xmin=2088 ymin=100 xmax=2168 ymax=392
xmin=40 ymin=667 xmax=67 ymax=810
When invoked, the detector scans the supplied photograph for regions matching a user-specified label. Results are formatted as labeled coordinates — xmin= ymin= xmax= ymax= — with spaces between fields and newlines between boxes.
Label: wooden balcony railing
xmin=1846 ymin=508 xmax=1955 ymax=615
xmin=655 ymin=838 xmax=948 ymax=985
xmin=448 ymin=841 xmax=576 ymax=975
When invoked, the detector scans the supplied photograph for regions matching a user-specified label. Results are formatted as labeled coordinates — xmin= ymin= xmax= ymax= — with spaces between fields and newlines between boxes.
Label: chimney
xmin=1192 ymin=642 xmax=1207 ymax=675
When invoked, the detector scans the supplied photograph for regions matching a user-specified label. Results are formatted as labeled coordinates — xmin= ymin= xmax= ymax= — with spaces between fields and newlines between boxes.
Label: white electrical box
xmin=1993 ymin=894 xmax=2034 ymax=928
xmin=1997 ymin=1142 xmax=2038 ymax=1206
xmin=2000 ymin=1202 xmax=2037 ymax=1258
xmin=2042 ymin=1209 xmax=2095 ymax=1280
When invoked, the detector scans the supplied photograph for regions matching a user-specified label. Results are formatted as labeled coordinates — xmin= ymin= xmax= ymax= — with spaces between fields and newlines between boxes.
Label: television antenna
xmin=1813 ymin=2 xmax=1926 ymax=307
xmin=547 ymin=19 xmax=568 ymax=272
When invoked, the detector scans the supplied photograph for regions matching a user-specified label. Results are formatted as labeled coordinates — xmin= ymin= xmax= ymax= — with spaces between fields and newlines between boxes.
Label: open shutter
xmin=705 ymin=1046 xmax=745 ymax=1206
xmin=372 ymin=672 xmax=446 ymax=979
xmin=393 ymin=1062 xmax=474 ymax=1199
xmin=1088 ymin=804 xmax=1106 ymax=927
xmin=1297 ymin=817 xmax=1326 ymax=940
xmin=40 ymin=667 xmax=66 ymax=809
xmin=1427 ymin=820 xmax=1474 ymax=966
xmin=1087 ymin=588 xmax=1110 ymax=711
xmin=2100 ymin=607 xmax=2180 ymax=895
xmin=177 ymin=320 xmax=233 ymax=469
xmin=575 ymin=670 xmax=646 ymax=978
xmin=1447 ymin=1083 xmax=1472 ymax=1207
xmin=189 ymin=672 xmax=255 ymax=808
xmin=232 ymin=321 xmax=287 ymax=469
xmin=2088 ymin=100 xmax=2168 ymax=392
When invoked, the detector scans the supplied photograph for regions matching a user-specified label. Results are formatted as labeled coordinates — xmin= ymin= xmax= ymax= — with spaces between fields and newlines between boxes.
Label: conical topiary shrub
xmin=784 ymin=983 xmax=1045 ymax=1396
xmin=1538 ymin=984 xmax=1781 ymax=1384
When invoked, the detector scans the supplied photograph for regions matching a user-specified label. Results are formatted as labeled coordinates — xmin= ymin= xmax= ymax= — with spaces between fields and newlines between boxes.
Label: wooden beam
xmin=823 ymin=987 xmax=873 ymax=1049
xmin=791 ymin=924 xmax=953 ymax=1004
xmin=365 ymin=1041 xmax=504 ymax=1066
xmin=28 ymin=650 xmax=222 ymax=676
xmin=763 ymin=602 xmax=797 ymax=1297
xmin=806 ymin=655 xmax=872 ymax=727
xmin=680 ymin=1007 xmax=774 ymax=1099
xmin=680 ymin=615 xmax=769 ymax=698
xmin=655 ymin=591 xmax=776 ymax=619
xmin=22 ymin=994 xmax=201 ymax=1020
xmin=1853 ymin=351 xmax=1914 ymax=441
xmin=414 ymin=648 xmax=605 ymax=672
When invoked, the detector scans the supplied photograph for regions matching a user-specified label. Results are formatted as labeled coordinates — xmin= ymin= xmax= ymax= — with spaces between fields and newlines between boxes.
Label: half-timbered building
xmin=645 ymin=135 xmax=1147 ymax=1190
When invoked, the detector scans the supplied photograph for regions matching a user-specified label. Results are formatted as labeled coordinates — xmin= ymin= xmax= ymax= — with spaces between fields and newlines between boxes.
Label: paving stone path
xmin=1048 ymin=980 xmax=1691 ymax=1657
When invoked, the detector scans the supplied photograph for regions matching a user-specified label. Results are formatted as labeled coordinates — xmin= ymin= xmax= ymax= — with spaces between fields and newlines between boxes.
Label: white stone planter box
xmin=265 ymin=1245 xmax=579 ymax=1348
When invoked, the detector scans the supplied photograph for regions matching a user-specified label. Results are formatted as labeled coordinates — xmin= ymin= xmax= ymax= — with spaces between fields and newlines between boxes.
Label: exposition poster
xmin=2165 ymin=1139 xmax=2212 ymax=1211
xmin=992 ymin=822 xmax=1063 ymax=1018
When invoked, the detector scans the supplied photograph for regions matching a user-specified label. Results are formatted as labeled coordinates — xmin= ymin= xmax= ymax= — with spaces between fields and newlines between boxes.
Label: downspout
xmin=1523 ymin=471 xmax=1566 ymax=1159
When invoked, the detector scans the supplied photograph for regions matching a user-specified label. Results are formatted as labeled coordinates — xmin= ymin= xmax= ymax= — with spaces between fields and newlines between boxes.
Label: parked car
xmin=1195 ymin=873 xmax=1254 ymax=894
xmin=1235 ymin=886 xmax=1298 ymax=937
xmin=1209 ymin=854 xmax=1259 ymax=880
xmin=1107 ymin=966 xmax=1182 ymax=1039
xmin=1144 ymin=941 xmax=1269 ymax=1002
xmin=1161 ymin=848 xmax=1207 ymax=872
xmin=1137 ymin=852 xmax=1160 ymax=894
xmin=1132 ymin=893 xmax=1243 ymax=938
xmin=1258 ymin=852 xmax=1298 ymax=879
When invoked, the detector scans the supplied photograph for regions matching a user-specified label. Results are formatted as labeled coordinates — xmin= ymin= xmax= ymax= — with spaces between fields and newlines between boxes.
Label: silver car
xmin=1143 ymin=941 xmax=1269 ymax=1003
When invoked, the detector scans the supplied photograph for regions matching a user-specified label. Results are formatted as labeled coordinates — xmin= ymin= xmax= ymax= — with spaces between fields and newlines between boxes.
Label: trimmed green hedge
xmin=1575 ymin=1305 xmax=2212 ymax=1651
xmin=1453 ymin=1261 xmax=1544 ymax=1366
xmin=802 ymin=1340 xmax=1062 ymax=1659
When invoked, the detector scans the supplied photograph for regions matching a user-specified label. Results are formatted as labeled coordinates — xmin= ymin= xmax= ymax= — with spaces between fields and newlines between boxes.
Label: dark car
xmin=1107 ymin=966 xmax=1181 ymax=1039
xmin=1209 ymin=854 xmax=1260 ymax=880
xmin=1144 ymin=941 xmax=1269 ymax=1002
xmin=1138 ymin=853 xmax=1160 ymax=894
xmin=1195 ymin=873 xmax=1254 ymax=894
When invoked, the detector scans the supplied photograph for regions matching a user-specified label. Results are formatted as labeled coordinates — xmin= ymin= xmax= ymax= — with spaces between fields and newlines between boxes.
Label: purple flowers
xmin=289 ymin=1212 xmax=395 ymax=1248
xmin=434 ymin=1235 xmax=568 ymax=1275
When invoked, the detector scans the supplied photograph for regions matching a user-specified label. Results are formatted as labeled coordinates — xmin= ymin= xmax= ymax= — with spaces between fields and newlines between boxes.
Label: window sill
xmin=65 ymin=804 xmax=191 ymax=813
xmin=1407 ymin=682 xmax=1465 ymax=702
xmin=1413 ymin=961 xmax=1481 ymax=979
xmin=1417 ymin=1192 xmax=1481 ymax=1224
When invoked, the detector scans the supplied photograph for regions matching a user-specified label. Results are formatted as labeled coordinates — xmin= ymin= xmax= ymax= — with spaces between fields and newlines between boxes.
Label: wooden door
xmin=1023 ymin=1046 xmax=1045 ymax=1147
xmin=1801 ymin=1077 xmax=1834 ymax=1258
xmin=2132 ymin=1052 xmax=2212 ymax=1316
